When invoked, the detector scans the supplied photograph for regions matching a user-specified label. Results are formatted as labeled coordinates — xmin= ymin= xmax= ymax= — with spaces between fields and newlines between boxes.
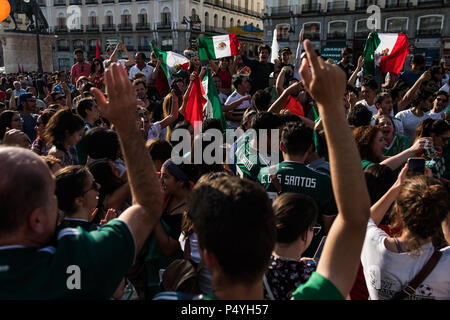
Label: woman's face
xmin=82 ymin=173 xmax=100 ymax=214
xmin=66 ymin=128 xmax=84 ymax=147
xmin=192 ymin=56 xmax=200 ymax=68
xmin=378 ymin=117 xmax=394 ymax=140
xmin=35 ymin=115 xmax=45 ymax=137
xmin=433 ymin=130 xmax=450 ymax=148
xmin=220 ymin=58 xmax=229 ymax=68
xmin=372 ymin=130 xmax=387 ymax=160
xmin=10 ymin=113 xmax=23 ymax=131
xmin=160 ymin=166 xmax=181 ymax=195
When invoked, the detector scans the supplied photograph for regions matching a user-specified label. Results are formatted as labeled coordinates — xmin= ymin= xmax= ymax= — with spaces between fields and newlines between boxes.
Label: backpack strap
xmin=391 ymin=249 xmax=442 ymax=300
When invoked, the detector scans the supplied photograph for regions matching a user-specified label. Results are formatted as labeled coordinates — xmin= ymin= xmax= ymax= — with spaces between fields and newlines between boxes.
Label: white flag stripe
xmin=374 ymin=33 xmax=398 ymax=66
xmin=165 ymin=51 xmax=190 ymax=68
xmin=212 ymin=35 xmax=232 ymax=59
xmin=271 ymin=28 xmax=279 ymax=64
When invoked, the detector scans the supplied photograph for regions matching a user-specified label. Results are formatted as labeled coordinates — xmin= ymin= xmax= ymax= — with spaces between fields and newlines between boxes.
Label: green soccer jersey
xmin=234 ymin=135 xmax=272 ymax=181
xmin=257 ymin=161 xmax=338 ymax=217
xmin=0 ymin=219 xmax=135 ymax=299
xmin=291 ymin=272 xmax=344 ymax=300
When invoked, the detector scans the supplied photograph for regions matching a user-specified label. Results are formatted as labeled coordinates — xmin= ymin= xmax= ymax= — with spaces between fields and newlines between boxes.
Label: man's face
xmin=343 ymin=54 xmax=353 ymax=64
xmin=58 ymin=74 xmax=67 ymax=83
xmin=24 ymin=97 xmax=37 ymax=113
xmin=434 ymin=94 xmax=448 ymax=112
xmin=135 ymin=54 xmax=144 ymax=65
xmin=134 ymin=83 xmax=147 ymax=99
xmin=281 ymin=52 xmax=290 ymax=64
xmin=361 ymin=86 xmax=376 ymax=102
xmin=151 ymin=56 xmax=157 ymax=65
xmin=259 ymin=49 xmax=270 ymax=63
xmin=14 ymin=82 xmax=20 ymax=90
xmin=86 ymin=102 xmax=100 ymax=121
xmin=75 ymin=52 xmax=84 ymax=63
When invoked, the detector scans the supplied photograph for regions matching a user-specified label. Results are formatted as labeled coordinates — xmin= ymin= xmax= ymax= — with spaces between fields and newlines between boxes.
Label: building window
xmin=105 ymin=12 xmax=113 ymax=25
xmin=328 ymin=21 xmax=347 ymax=39
xmin=230 ymin=18 xmax=234 ymax=27
xmin=385 ymin=17 xmax=408 ymax=33
xmin=161 ymin=38 xmax=173 ymax=51
xmin=303 ymin=22 xmax=320 ymax=40
xmin=222 ymin=16 xmax=226 ymax=28
xmin=205 ymin=12 xmax=209 ymax=27
xmin=88 ymin=14 xmax=96 ymax=26
xmin=121 ymin=10 xmax=131 ymax=25
xmin=89 ymin=39 xmax=97 ymax=52
xmin=214 ymin=14 xmax=218 ymax=28
xmin=73 ymin=39 xmax=84 ymax=50
xmin=418 ymin=15 xmax=443 ymax=35
xmin=57 ymin=14 xmax=65 ymax=27
xmin=138 ymin=10 xmax=147 ymax=25
xmin=276 ymin=24 xmax=290 ymax=41
xmin=162 ymin=8 xmax=171 ymax=26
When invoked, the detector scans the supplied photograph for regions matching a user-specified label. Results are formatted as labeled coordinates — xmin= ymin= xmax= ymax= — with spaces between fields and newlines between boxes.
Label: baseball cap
xmin=279 ymin=47 xmax=292 ymax=55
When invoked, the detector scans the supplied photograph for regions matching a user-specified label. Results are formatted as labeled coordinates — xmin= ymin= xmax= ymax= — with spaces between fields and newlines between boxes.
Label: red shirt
xmin=217 ymin=69 xmax=231 ymax=90
xmin=71 ymin=62 xmax=91 ymax=84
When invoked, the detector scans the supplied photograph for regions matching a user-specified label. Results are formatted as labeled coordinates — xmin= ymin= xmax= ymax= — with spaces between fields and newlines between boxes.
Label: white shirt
xmin=224 ymin=90 xmax=252 ymax=129
xmin=103 ymin=58 xmax=127 ymax=70
xmin=128 ymin=63 xmax=154 ymax=84
xmin=395 ymin=109 xmax=430 ymax=144
xmin=428 ymin=110 xmax=445 ymax=120
xmin=358 ymin=99 xmax=378 ymax=116
xmin=440 ymin=83 xmax=449 ymax=93
xmin=361 ymin=219 xmax=450 ymax=300
xmin=218 ymin=92 xmax=228 ymax=105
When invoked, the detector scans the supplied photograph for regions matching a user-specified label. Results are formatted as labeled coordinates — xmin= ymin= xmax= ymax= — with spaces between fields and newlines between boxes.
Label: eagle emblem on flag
xmin=217 ymin=42 xmax=227 ymax=50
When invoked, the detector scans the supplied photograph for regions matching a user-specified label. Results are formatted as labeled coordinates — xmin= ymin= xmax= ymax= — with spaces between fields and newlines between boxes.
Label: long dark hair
xmin=91 ymin=58 xmax=104 ymax=75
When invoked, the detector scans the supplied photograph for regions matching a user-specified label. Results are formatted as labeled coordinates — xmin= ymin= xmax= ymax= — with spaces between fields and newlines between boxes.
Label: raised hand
xmin=91 ymin=63 xmax=138 ymax=128
xmin=299 ymin=39 xmax=346 ymax=108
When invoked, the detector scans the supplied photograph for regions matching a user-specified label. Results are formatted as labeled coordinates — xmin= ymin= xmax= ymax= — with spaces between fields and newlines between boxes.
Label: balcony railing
xmin=85 ymin=0 xmax=98 ymax=4
xmin=69 ymin=25 xmax=84 ymax=33
xmin=355 ymin=1 xmax=378 ymax=10
xmin=327 ymin=1 xmax=349 ymax=12
xmin=354 ymin=31 xmax=370 ymax=39
xmin=54 ymin=0 xmax=66 ymax=6
xmin=385 ymin=0 xmax=409 ymax=7
xmin=69 ymin=0 xmax=81 ymax=4
xmin=101 ymin=0 xmax=114 ymax=3
xmin=57 ymin=46 xmax=70 ymax=51
xmin=417 ymin=28 xmax=442 ymax=37
xmin=157 ymin=23 xmax=171 ymax=30
xmin=303 ymin=32 xmax=321 ymax=40
xmin=136 ymin=23 xmax=150 ymax=30
xmin=86 ymin=24 xmax=99 ymax=32
xmin=102 ymin=24 xmax=116 ymax=31
xmin=138 ymin=45 xmax=151 ymax=51
xmin=302 ymin=3 xmax=322 ymax=13
xmin=417 ymin=0 xmax=444 ymax=5
xmin=118 ymin=23 xmax=133 ymax=31
xmin=54 ymin=25 xmax=68 ymax=33
xmin=327 ymin=31 xmax=346 ymax=39
xmin=271 ymin=6 xmax=292 ymax=15
xmin=118 ymin=0 xmax=131 ymax=2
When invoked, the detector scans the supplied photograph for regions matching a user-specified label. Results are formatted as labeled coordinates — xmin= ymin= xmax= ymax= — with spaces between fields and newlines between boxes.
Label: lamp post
xmin=181 ymin=14 xmax=201 ymax=51
xmin=34 ymin=15 xmax=43 ymax=73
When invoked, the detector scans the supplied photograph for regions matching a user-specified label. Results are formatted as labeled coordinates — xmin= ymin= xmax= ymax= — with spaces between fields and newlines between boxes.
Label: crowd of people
xmin=0 ymin=37 xmax=449 ymax=300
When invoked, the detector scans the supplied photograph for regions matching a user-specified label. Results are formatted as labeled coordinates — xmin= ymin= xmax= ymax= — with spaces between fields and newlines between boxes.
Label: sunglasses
xmin=310 ymin=225 xmax=322 ymax=236
xmin=83 ymin=180 xmax=99 ymax=194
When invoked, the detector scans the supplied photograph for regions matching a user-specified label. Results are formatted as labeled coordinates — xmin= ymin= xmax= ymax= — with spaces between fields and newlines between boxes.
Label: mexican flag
xmin=149 ymin=43 xmax=190 ymax=84
xmin=185 ymin=75 xmax=207 ymax=128
xmin=202 ymin=69 xmax=228 ymax=130
xmin=363 ymin=32 xmax=409 ymax=76
xmin=198 ymin=34 xmax=240 ymax=61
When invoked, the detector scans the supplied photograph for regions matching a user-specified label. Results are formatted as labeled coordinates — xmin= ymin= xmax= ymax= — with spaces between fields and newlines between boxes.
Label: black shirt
xmin=337 ymin=61 xmax=355 ymax=80
xmin=242 ymin=55 xmax=274 ymax=95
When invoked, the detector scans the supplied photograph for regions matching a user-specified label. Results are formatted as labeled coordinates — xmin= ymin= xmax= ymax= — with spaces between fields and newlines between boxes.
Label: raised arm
xmin=380 ymin=137 xmax=428 ymax=170
xmin=348 ymin=56 xmax=363 ymax=87
xmin=209 ymin=59 xmax=219 ymax=73
xmin=268 ymin=81 xmax=303 ymax=114
xmin=104 ymin=44 xmax=120 ymax=68
xmin=121 ymin=44 xmax=136 ymax=68
xmin=397 ymin=71 xmax=430 ymax=112
xmin=223 ymin=95 xmax=251 ymax=112
xmin=179 ymin=72 xmax=196 ymax=116
xmin=276 ymin=67 xmax=288 ymax=96
xmin=158 ymin=90 xmax=179 ymax=130
xmin=300 ymin=40 xmax=371 ymax=298
xmin=91 ymin=63 xmax=163 ymax=256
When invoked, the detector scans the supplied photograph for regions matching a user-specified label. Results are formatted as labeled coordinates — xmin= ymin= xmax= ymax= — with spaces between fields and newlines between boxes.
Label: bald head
xmin=0 ymin=147 xmax=54 ymax=236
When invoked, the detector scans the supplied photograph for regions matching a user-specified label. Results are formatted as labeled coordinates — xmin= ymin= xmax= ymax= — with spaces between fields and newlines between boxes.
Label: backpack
xmin=161 ymin=236 xmax=203 ymax=294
